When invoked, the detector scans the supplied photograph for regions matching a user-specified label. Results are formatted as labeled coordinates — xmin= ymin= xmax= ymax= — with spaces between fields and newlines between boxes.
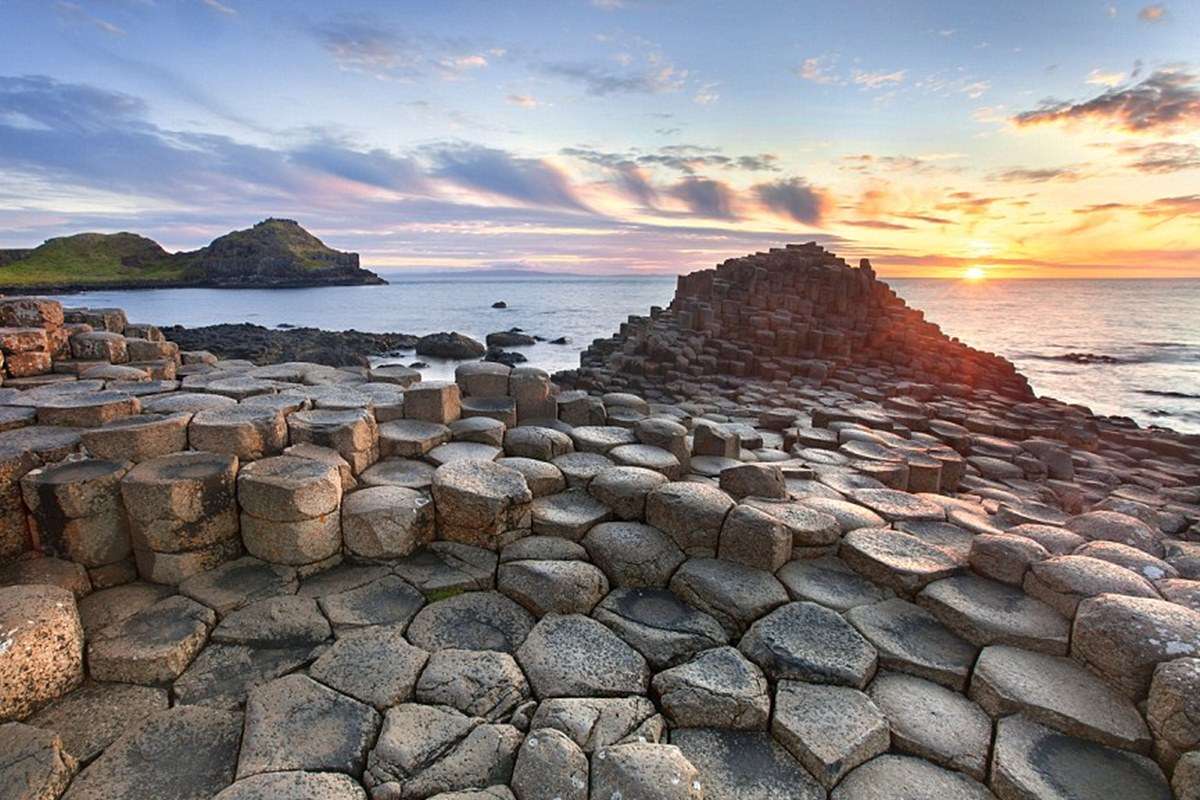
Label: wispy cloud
xmin=55 ymin=1 xmax=125 ymax=36
xmin=201 ymin=0 xmax=237 ymax=16
xmin=990 ymin=166 xmax=1087 ymax=182
xmin=754 ymin=177 xmax=829 ymax=224
xmin=506 ymin=94 xmax=540 ymax=108
xmin=1012 ymin=69 xmax=1200 ymax=133
xmin=1086 ymin=68 xmax=1126 ymax=87
xmin=430 ymin=143 xmax=588 ymax=211
xmin=1110 ymin=140 xmax=1200 ymax=173
xmin=852 ymin=69 xmax=906 ymax=89
xmin=1138 ymin=3 xmax=1167 ymax=22
xmin=309 ymin=14 xmax=491 ymax=81
xmin=537 ymin=60 xmax=685 ymax=95
xmin=670 ymin=176 xmax=737 ymax=218
xmin=795 ymin=55 xmax=841 ymax=85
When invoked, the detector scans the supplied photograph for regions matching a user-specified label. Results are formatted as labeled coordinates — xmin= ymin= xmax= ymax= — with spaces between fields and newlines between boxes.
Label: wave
xmin=1140 ymin=389 xmax=1200 ymax=400
xmin=1027 ymin=352 xmax=1124 ymax=365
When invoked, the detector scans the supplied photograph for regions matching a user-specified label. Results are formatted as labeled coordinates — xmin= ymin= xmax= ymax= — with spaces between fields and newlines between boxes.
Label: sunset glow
xmin=1 ymin=1 xmax=1197 ymax=277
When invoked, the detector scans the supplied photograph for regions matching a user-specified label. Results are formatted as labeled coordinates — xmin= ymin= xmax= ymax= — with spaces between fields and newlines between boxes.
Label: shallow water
xmin=49 ymin=275 xmax=1200 ymax=434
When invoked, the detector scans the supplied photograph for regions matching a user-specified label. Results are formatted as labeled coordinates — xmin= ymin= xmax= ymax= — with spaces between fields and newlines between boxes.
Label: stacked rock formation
xmin=0 ymin=267 xmax=1197 ymax=800
xmin=565 ymin=242 xmax=1031 ymax=401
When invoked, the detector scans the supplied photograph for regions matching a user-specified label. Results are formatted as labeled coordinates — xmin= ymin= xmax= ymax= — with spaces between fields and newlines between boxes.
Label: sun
xmin=964 ymin=266 xmax=987 ymax=281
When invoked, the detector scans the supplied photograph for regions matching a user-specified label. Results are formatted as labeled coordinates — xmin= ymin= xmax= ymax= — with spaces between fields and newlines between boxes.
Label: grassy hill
xmin=0 ymin=219 xmax=385 ymax=290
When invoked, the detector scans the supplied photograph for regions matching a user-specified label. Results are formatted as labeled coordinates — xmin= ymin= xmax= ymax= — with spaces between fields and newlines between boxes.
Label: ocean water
xmin=46 ymin=275 xmax=1200 ymax=434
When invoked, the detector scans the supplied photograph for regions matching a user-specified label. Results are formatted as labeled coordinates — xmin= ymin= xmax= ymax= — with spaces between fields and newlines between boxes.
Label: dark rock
xmin=487 ymin=330 xmax=536 ymax=348
xmin=492 ymin=301 xmax=508 ymax=308
xmin=416 ymin=331 xmax=487 ymax=360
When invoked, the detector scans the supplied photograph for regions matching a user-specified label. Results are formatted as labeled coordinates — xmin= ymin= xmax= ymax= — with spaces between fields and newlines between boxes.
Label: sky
xmin=0 ymin=0 xmax=1197 ymax=278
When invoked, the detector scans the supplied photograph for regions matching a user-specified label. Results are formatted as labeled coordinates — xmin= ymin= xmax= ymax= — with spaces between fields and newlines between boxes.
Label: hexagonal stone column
xmin=189 ymin=406 xmax=287 ymax=461
xmin=238 ymin=455 xmax=343 ymax=573
xmin=287 ymin=408 xmax=379 ymax=475
xmin=455 ymin=361 xmax=511 ymax=398
xmin=0 ymin=584 xmax=84 ymax=721
xmin=431 ymin=460 xmax=532 ymax=550
xmin=510 ymin=367 xmax=556 ymax=421
xmin=20 ymin=459 xmax=132 ymax=584
xmin=80 ymin=412 xmax=190 ymax=463
xmin=35 ymin=391 xmax=140 ymax=428
xmin=120 ymin=452 xmax=241 ymax=585
xmin=342 ymin=486 xmax=434 ymax=559
xmin=404 ymin=380 xmax=462 ymax=424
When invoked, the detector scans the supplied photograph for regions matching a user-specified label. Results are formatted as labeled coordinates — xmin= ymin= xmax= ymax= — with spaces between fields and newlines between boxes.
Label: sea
xmin=45 ymin=276 xmax=1200 ymax=435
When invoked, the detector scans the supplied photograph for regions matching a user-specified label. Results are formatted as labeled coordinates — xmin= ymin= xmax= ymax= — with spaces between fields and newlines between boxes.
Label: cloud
xmin=290 ymin=137 xmax=426 ymax=193
xmin=55 ymin=1 xmax=125 ymax=36
xmin=990 ymin=166 xmax=1085 ymax=182
xmin=562 ymin=144 xmax=778 ymax=175
xmin=839 ymin=153 xmax=965 ymax=175
xmin=670 ymin=177 xmax=737 ymax=218
xmin=1012 ymin=69 xmax=1200 ymax=133
xmin=430 ymin=144 xmax=588 ymax=210
xmin=506 ymin=94 xmax=539 ymax=108
xmin=201 ymin=0 xmax=237 ymax=16
xmin=1111 ymin=141 xmax=1200 ymax=173
xmin=1086 ymin=68 xmax=1126 ymax=87
xmin=1139 ymin=194 xmax=1200 ymax=221
xmin=538 ymin=60 xmax=685 ymax=95
xmin=309 ymin=14 xmax=489 ymax=81
xmin=841 ymin=219 xmax=913 ymax=230
xmin=1138 ymin=3 xmax=1167 ymax=22
xmin=754 ymin=177 xmax=829 ymax=224
xmin=795 ymin=56 xmax=840 ymax=85
xmin=853 ymin=70 xmax=906 ymax=89
xmin=694 ymin=82 xmax=720 ymax=105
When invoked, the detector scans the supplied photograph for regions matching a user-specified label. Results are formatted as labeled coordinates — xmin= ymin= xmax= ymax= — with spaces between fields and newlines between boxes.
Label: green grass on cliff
xmin=0 ymin=232 xmax=184 ymax=287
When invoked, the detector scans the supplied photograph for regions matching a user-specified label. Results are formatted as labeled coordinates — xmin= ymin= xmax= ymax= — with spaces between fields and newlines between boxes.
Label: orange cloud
xmin=1012 ymin=69 xmax=1200 ymax=134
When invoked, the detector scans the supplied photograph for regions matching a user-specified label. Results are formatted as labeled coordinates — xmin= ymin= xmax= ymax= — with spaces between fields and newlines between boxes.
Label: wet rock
xmin=172 ymin=643 xmax=312 ymax=710
xmin=178 ymin=556 xmax=298 ymax=617
xmin=27 ymin=681 xmax=168 ymax=763
xmin=392 ymin=543 xmax=497 ymax=597
xmin=415 ymin=332 xmax=486 ymax=360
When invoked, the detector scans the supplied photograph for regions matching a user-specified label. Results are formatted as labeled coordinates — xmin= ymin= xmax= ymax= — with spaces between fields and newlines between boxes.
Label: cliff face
xmin=0 ymin=219 xmax=386 ymax=290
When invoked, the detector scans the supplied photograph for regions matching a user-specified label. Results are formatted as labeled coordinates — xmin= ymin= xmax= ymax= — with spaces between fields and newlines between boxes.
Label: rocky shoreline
xmin=0 ymin=246 xmax=1198 ymax=800
xmin=161 ymin=323 xmax=419 ymax=368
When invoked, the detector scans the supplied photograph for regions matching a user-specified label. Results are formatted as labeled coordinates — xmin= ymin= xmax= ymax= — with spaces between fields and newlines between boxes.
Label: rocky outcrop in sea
xmin=0 ymin=245 xmax=1198 ymax=800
